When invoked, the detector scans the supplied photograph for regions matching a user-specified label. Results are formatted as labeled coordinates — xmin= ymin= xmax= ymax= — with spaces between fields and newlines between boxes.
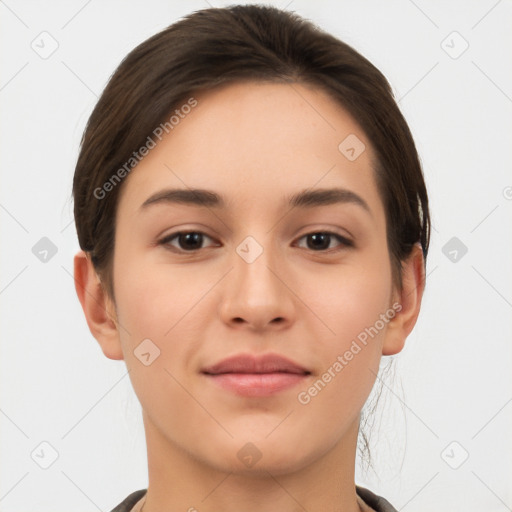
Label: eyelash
xmin=157 ymin=230 xmax=354 ymax=254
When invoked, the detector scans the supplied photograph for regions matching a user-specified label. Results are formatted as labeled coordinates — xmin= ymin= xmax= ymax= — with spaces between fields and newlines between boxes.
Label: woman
xmin=73 ymin=5 xmax=429 ymax=511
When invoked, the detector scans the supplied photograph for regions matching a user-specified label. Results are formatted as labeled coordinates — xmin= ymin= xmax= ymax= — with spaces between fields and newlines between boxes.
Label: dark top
xmin=110 ymin=486 xmax=398 ymax=512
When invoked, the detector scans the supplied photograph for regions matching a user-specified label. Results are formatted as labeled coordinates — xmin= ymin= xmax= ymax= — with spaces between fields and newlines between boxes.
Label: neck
xmin=140 ymin=412 xmax=364 ymax=512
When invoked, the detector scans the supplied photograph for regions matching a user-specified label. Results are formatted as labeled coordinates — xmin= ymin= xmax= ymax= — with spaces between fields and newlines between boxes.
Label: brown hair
xmin=73 ymin=4 xmax=430 ymax=471
xmin=73 ymin=4 xmax=429 ymax=299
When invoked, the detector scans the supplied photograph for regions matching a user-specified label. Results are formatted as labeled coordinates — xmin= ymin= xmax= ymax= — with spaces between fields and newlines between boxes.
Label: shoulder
xmin=110 ymin=489 xmax=147 ymax=512
xmin=356 ymin=485 xmax=398 ymax=512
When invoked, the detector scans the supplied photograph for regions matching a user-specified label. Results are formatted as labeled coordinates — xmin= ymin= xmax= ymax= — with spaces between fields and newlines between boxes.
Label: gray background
xmin=1 ymin=0 xmax=511 ymax=511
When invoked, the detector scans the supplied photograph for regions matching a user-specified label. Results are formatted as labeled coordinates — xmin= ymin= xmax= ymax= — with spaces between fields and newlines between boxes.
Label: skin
xmin=74 ymin=81 xmax=425 ymax=512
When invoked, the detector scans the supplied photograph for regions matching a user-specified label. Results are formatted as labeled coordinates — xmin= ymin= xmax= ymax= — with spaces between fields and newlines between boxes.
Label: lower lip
xmin=204 ymin=372 xmax=308 ymax=397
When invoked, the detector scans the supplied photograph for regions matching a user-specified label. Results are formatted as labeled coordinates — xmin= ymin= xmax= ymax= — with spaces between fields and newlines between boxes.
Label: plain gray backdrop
xmin=1 ymin=1 xmax=511 ymax=511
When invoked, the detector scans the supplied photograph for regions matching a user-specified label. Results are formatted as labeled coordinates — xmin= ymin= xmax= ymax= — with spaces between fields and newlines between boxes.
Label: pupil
xmin=309 ymin=233 xmax=329 ymax=250
xmin=180 ymin=232 xmax=202 ymax=250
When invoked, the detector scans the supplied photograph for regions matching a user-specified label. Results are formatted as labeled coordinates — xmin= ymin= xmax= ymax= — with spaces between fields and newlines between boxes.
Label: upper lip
xmin=202 ymin=353 xmax=310 ymax=375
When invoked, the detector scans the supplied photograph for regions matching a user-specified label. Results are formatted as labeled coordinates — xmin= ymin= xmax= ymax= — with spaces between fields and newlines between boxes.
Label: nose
xmin=218 ymin=238 xmax=296 ymax=332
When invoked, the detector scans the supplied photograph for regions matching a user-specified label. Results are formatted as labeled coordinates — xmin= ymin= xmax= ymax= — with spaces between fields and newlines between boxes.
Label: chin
xmin=200 ymin=434 xmax=320 ymax=477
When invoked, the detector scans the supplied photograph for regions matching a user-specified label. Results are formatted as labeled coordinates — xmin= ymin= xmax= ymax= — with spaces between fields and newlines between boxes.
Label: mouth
xmin=201 ymin=353 xmax=311 ymax=397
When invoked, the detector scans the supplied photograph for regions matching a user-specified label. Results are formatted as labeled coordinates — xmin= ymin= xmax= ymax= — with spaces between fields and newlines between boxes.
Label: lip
xmin=202 ymin=353 xmax=309 ymax=375
xmin=201 ymin=353 xmax=311 ymax=397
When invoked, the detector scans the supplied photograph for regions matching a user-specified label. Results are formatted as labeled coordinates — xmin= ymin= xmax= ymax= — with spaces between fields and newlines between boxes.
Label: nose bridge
xmin=234 ymin=233 xmax=284 ymax=302
xmin=218 ymin=233 xmax=294 ymax=329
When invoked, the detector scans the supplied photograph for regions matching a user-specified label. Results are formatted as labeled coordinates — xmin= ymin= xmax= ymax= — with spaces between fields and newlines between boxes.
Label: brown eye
xmin=296 ymin=232 xmax=353 ymax=252
xmin=160 ymin=231 xmax=217 ymax=252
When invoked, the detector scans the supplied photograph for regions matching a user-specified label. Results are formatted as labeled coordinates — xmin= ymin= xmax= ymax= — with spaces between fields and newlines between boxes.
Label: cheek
xmin=111 ymin=256 xmax=208 ymax=430
xmin=112 ymin=252 xmax=219 ymax=403
xmin=294 ymin=282 xmax=392 ymax=439
xmin=296 ymin=252 xmax=393 ymax=398
xmin=113 ymin=249 xmax=213 ymax=340
xmin=301 ymin=252 xmax=393 ymax=343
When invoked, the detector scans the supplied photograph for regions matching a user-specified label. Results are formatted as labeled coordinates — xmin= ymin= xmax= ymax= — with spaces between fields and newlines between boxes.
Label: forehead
xmin=117 ymin=81 xmax=384 ymax=221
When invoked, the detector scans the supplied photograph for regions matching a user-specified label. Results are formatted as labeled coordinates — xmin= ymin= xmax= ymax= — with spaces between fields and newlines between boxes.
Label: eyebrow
xmin=140 ymin=187 xmax=371 ymax=214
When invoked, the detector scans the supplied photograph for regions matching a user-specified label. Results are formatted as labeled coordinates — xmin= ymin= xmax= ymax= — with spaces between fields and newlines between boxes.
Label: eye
xmin=295 ymin=232 xmax=353 ymax=252
xmin=159 ymin=231 xmax=217 ymax=252
xmin=158 ymin=230 xmax=353 ymax=254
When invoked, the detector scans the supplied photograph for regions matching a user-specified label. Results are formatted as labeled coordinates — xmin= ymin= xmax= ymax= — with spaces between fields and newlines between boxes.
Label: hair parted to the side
xmin=72 ymin=4 xmax=430 ymax=474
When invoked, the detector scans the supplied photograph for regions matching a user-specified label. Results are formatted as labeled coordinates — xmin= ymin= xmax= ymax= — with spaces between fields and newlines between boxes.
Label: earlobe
xmin=73 ymin=250 xmax=124 ymax=360
xmin=382 ymin=243 xmax=426 ymax=356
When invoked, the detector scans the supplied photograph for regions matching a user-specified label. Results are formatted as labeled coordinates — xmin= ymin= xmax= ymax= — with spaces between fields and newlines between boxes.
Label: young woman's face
xmin=110 ymin=81 xmax=400 ymax=474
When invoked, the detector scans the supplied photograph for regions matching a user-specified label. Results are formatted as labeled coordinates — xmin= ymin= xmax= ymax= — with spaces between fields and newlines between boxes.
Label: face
xmin=110 ymin=81 xmax=399 ymax=474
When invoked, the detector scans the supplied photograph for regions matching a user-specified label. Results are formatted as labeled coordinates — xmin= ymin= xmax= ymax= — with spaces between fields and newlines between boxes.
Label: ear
xmin=73 ymin=250 xmax=124 ymax=360
xmin=382 ymin=243 xmax=425 ymax=356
